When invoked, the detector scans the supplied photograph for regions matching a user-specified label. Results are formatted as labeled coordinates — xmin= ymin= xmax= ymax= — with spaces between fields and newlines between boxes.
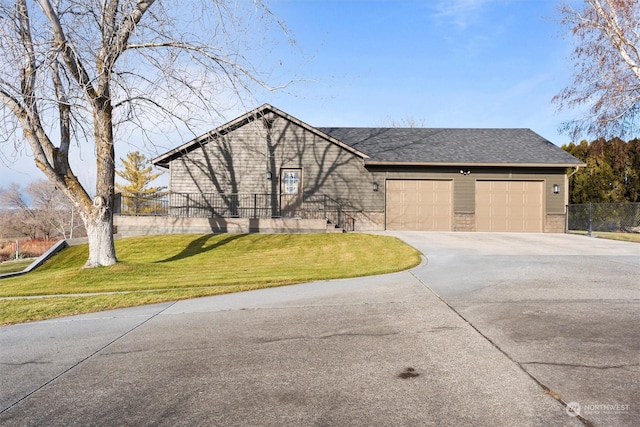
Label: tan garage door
xmin=476 ymin=181 xmax=543 ymax=232
xmin=386 ymin=180 xmax=452 ymax=231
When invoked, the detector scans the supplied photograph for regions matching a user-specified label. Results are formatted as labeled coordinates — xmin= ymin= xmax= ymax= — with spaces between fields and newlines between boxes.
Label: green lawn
xmin=0 ymin=259 xmax=34 ymax=275
xmin=568 ymin=230 xmax=640 ymax=243
xmin=0 ymin=233 xmax=421 ymax=326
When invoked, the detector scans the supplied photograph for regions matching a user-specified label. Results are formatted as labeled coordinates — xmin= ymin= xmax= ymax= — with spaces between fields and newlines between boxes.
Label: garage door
xmin=386 ymin=180 xmax=452 ymax=231
xmin=476 ymin=181 xmax=543 ymax=232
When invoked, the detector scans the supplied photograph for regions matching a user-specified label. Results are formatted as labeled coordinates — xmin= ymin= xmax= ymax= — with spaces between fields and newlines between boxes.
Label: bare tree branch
xmin=39 ymin=0 xmax=98 ymax=102
xmin=554 ymin=0 xmax=640 ymax=139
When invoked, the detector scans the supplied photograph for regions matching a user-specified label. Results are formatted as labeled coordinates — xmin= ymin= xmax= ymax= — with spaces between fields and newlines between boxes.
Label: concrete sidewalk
xmin=1 ymin=268 xmax=579 ymax=426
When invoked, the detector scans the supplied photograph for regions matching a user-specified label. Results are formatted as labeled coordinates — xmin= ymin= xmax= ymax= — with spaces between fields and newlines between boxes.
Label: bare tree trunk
xmin=84 ymin=98 xmax=118 ymax=267
xmin=83 ymin=207 xmax=117 ymax=268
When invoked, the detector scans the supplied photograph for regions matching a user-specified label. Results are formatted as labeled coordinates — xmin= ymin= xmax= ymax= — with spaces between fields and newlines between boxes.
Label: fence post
xmin=588 ymin=202 xmax=593 ymax=237
xmin=114 ymin=193 xmax=121 ymax=214
xmin=253 ymin=194 xmax=257 ymax=219
xmin=323 ymin=195 xmax=327 ymax=220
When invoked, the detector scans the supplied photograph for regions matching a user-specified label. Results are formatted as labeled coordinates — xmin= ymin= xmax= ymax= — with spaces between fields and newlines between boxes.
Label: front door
xmin=280 ymin=169 xmax=302 ymax=217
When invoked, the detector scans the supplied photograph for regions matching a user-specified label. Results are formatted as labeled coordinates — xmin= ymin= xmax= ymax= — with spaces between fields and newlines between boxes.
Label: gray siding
xmin=170 ymin=119 xmax=271 ymax=194
xmin=169 ymin=115 xmax=382 ymax=212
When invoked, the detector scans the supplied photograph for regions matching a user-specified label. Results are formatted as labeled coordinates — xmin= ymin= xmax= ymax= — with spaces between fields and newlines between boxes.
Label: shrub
xmin=0 ymin=239 xmax=55 ymax=262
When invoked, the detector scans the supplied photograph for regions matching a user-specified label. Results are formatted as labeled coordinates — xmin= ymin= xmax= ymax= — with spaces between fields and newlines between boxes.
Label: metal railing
xmin=114 ymin=194 xmax=168 ymax=217
xmin=567 ymin=202 xmax=640 ymax=234
xmin=114 ymin=192 xmax=356 ymax=231
xmin=167 ymin=193 xmax=277 ymax=218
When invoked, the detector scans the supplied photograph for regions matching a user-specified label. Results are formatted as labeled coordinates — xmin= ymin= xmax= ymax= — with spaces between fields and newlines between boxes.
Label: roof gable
xmin=152 ymin=104 xmax=368 ymax=168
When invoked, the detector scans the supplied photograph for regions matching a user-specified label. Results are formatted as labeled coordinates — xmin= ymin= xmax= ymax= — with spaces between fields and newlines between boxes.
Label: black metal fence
xmin=114 ymin=192 xmax=356 ymax=231
xmin=567 ymin=202 xmax=640 ymax=234
xmin=114 ymin=194 xmax=168 ymax=217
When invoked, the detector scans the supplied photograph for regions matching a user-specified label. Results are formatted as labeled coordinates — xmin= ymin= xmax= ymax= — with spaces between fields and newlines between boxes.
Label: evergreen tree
xmin=563 ymin=138 xmax=640 ymax=203
xmin=116 ymin=151 xmax=166 ymax=215
xmin=626 ymin=139 xmax=640 ymax=202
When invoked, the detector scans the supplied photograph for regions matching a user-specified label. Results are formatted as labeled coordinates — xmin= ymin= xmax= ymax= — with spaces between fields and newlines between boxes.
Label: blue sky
xmin=265 ymin=0 xmax=575 ymax=135
xmin=1 ymin=0 xmax=580 ymax=188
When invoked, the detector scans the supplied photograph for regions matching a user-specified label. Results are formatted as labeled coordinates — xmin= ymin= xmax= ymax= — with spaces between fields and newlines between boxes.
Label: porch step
xmin=326 ymin=221 xmax=345 ymax=233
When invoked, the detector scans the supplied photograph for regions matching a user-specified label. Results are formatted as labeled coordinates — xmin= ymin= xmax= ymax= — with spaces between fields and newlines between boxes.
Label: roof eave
xmin=363 ymin=160 xmax=587 ymax=168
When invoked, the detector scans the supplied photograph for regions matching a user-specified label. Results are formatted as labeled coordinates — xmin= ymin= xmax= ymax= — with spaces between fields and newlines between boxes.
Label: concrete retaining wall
xmin=114 ymin=216 xmax=330 ymax=236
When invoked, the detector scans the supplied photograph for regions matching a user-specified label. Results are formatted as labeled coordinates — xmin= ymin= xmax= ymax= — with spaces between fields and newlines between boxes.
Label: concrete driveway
xmin=0 ymin=232 xmax=636 ymax=426
xmin=391 ymin=231 xmax=640 ymax=427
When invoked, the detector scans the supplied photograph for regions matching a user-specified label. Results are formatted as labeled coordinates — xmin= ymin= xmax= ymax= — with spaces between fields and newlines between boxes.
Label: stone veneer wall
xmin=454 ymin=213 xmax=476 ymax=232
xmin=453 ymin=212 xmax=567 ymax=233
xmin=544 ymin=214 xmax=566 ymax=233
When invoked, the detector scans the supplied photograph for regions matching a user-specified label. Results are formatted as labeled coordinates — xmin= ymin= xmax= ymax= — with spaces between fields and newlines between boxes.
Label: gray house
xmin=126 ymin=104 xmax=584 ymax=234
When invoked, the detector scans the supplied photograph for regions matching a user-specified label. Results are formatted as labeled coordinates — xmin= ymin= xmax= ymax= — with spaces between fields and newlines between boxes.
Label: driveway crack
xmin=257 ymin=331 xmax=398 ymax=344
xmin=0 ymin=302 xmax=177 ymax=415
xmin=522 ymin=361 xmax=640 ymax=370
xmin=409 ymin=270 xmax=595 ymax=427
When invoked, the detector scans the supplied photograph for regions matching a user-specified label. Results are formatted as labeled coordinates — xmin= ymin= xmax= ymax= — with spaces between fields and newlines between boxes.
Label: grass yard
xmin=0 ymin=259 xmax=34 ymax=275
xmin=568 ymin=230 xmax=640 ymax=243
xmin=0 ymin=233 xmax=421 ymax=326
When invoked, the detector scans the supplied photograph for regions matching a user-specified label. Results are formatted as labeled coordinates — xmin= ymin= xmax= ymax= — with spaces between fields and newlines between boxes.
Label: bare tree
xmin=0 ymin=183 xmax=39 ymax=239
xmin=554 ymin=0 xmax=640 ymax=140
xmin=0 ymin=180 xmax=82 ymax=239
xmin=0 ymin=0 xmax=294 ymax=267
xmin=380 ymin=116 xmax=427 ymax=128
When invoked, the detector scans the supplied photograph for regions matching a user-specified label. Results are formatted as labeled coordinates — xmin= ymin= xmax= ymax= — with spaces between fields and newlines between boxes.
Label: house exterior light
xmin=553 ymin=184 xmax=559 ymax=194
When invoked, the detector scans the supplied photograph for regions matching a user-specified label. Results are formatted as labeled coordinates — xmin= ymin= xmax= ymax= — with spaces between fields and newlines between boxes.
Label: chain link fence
xmin=567 ymin=203 xmax=640 ymax=234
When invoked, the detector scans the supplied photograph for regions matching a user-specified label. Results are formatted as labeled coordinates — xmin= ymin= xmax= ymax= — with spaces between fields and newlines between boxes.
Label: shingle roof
xmin=153 ymin=104 xmax=584 ymax=168
xmin=318 ymin=127 xmax=583 ymax=166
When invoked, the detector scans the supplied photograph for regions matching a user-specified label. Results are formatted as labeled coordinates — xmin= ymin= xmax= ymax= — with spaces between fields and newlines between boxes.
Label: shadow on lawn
xmin=156 ymin=234 xmax=246 ymax=263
